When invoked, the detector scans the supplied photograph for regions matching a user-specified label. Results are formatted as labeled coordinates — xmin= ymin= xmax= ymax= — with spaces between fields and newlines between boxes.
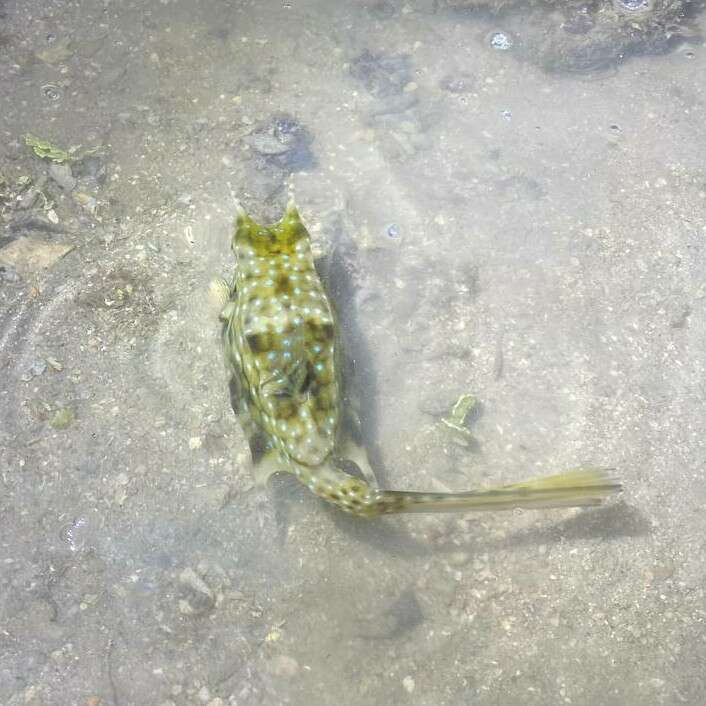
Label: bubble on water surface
xmin=489 ymin=32 xmax=513 ymax=51
xmin=41 ymin=83 xmax=63 ymax=101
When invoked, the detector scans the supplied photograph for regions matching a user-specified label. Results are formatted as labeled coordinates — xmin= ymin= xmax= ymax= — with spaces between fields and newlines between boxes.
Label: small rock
xmin=440 ymin=73 xmax=475 ymax=93
xmin=243 ymin=113 xmax=315 ymax=172
xmin=0 ymin=236 xmax=73 ymax=275
xmin=350 ymin=50 xmax=412 ymax=98
xmin=402 ymin=675 xmax=415 ymax=693
xmin=206 ymin=699 xmax=225 ymax=706
xmin=74 ymin=192 xmax=98 ymax=214
xmin=7 ymin=212 xmax=63 ymax=234
xmin=386 ymin=223 xmax=400 ymax=239
xmin=0 ymin=264 xmax=20 ymax=282
xmin=73 ymin=155 xmax=107 ymax=184
xmin=48 ymin=162 xmax=76 ymax=191
xmin=21 ymin=358 xmax=47 ymax=381
xmin=46 ymin=356 xmax=63 ymax=371
xmin=198 ymin=686 xmax=211 ymax=702
xmin=36 ymin=38 xmax=73 ymax=64
xmin=178 ymin=567 xmax=215 ymax=614
xmin=178 ymin=599 xmax=195 ymax=615
xmin=179 ymin=568 xmax=213 ymax=596
xmin=669 ymin=304 xmax=691 ymax=329
xmin=17 ymin=187 xmax=40 ymax=210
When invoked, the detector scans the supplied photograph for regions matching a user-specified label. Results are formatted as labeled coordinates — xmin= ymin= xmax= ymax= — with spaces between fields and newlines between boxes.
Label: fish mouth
xmin=232 ymin=200 xmax=309 ymax=256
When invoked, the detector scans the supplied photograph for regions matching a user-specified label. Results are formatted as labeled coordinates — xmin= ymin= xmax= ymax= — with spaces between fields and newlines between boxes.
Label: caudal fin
xmin=371 ymin=468 xmax=621 ymax=515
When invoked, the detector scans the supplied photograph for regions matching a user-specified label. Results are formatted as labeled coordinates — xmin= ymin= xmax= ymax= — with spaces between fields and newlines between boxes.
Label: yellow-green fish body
xmin=216 ymin=203 xmax=621 ymax=517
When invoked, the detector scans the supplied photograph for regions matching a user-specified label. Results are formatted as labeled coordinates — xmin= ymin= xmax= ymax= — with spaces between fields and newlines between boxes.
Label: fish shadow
xmin=326 ymin=499 xmax=651 ymax=559
xmin=494 ymin=500 xmax=652 ymax=551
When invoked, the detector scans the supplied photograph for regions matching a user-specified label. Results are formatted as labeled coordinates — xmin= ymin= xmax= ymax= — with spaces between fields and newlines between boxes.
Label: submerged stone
xmin=243 ymin=113 xmax=315 ymax=172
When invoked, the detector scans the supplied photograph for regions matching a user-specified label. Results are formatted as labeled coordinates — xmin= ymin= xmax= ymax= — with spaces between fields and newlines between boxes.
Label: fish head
xmin=232 ymin=201 xmax=310 ymax=258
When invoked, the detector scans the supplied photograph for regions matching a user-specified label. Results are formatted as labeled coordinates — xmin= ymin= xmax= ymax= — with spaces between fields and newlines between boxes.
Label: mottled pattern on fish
xmin=216 ymin=203 xmax=621 ymax=517
xmin=223 ymin=206 xmax=338 ymax=467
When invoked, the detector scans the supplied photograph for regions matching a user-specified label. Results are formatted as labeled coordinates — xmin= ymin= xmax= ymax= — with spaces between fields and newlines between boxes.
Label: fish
xmin=213 ymin=201 xmax=621 ymax=518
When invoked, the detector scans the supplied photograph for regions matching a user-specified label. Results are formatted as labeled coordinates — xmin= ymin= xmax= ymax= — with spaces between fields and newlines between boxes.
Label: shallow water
xmin=1 ymin=1 xmax=705 ymax=705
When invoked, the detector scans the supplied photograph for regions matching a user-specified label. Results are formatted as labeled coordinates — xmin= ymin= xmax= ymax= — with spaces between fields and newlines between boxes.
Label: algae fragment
xmin=441 ymin=393 xmax=478 ymax=438
xmin=24 ymin=134 xmax=72 ymax=163
xmin=24 ymin=134 xmax=103 ymax=164
xmin=50 ymin=407 xmax=75 ymax=429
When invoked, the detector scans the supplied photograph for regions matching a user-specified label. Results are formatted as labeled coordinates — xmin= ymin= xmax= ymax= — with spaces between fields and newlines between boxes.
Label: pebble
xmin=402 ymin=675 xmax=415 ymax=693
xmin=350 ymin=50 xmax=412 ymax=98
xmin=180 ymin=568 xmax=213 ymax=598
xmin=0 ymin=264 xmax=20 ymax=282
xmin=74 ymin=192 xmax=98 ymax=215
xmin=178 ymin=567 xmax=215 ymax=614
xmin=243 ymin=114 xmax=315 ymax=172
xmin=46 ymin=356 xmax=63 ymax=371
xmin=0 ymin=236 xmax=73 ymax=276
xmin=73 ymin=155 xmax=107 ymax=184
xmin=17 ymin=187 xmax=40 ymax=210
xmin=439 ymin=73 xmax=475 ymax=93
xmin=21 ymin=358 xmax=47 ymax=381
xmin=48 ymin=162 xmax=76 ymax=191
xmin=386 ymin=223 xmax=400 ymax=239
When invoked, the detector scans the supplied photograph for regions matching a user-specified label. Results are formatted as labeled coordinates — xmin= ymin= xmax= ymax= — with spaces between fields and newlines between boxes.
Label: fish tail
xmin=370 ymin=468 xmax=621 ymax=516
xmin=296 ymin=464 xmax=621 ymax=518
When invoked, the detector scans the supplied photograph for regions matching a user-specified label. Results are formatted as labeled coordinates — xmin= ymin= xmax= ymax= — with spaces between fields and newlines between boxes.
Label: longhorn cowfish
xmin=213 ymin=202 xmax=621 ymax=518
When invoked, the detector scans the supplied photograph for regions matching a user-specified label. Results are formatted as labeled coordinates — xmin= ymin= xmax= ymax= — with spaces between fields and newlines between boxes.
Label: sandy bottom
xmin=1 ymin=1 xmax=704 ymax=704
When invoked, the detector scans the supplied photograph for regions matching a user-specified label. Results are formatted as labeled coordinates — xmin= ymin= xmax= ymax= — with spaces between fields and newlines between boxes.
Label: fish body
xmin=216 ymin=203 xmax=621 ymax=517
